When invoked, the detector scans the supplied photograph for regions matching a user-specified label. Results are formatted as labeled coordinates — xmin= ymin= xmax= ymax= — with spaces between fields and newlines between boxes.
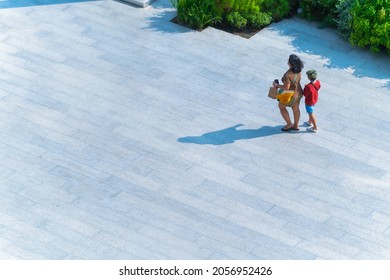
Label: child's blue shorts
xmin=305 ymin=104 xmax=315 ymax=114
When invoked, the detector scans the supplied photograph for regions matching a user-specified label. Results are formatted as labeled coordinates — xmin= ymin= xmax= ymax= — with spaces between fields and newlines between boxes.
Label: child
xmin=303 ymin=69 xmax=321 ymax=133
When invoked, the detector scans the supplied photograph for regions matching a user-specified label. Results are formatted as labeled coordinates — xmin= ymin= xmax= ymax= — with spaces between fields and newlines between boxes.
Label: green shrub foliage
xmin=170 ymin=0 xmax=221 ymax=30
xmin=215 ymin=0 xmax=262 ymax=15
xmin=246 ymin=12 xmax=272 ymax=28
xmin=287 ymin=0 xmax=299 ymax=16
xmin=349 ymin=0 xmax=390 ymax=53
xmin=171 ymin=0 xmax=389 ymax=54
xmin=300 ymin=0 xmax=338 ymax=27
xmin=334 ymin=0 xmax=354 ymax=38
xmin=262 ymin=0 xmax=290 ymax=21
xmin=299 ymin=0 xmax=389 ymax=53
xmin=226 ymin=11 xmax=248 ymax=29
xmin=215 ymin=0 xmax=275 ymax=29
xmin=171 ymin=0 xmax=290 ymax=31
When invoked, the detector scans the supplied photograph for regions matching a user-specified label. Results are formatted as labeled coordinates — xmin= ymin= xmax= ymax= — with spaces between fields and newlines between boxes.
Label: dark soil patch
xmin=213 ymin=21 xmax=264 ymax=39
xmin=170 ymin=17 xmax=265 ymax=39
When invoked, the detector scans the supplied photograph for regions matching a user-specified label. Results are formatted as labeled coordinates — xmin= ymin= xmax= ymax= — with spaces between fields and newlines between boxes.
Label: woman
xmin=273 ymin=54 xmax=304 ymax=131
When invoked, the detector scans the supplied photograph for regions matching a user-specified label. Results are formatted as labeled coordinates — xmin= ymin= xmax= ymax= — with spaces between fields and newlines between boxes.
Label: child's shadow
xmin=178 ymin=124 xmax=282 ymax=145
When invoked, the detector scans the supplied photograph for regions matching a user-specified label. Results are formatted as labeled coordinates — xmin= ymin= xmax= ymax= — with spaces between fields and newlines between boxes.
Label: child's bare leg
xmin=309 ymin=113 xmax=317 ymax=130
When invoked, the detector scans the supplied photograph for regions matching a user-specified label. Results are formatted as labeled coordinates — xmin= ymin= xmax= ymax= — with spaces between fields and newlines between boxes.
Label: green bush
xmin=236 ymin=0 xmax=262 ymax=14
xmin=170 ymin=0 xmax=389 ymax=54
xmin=334 ymin=0 xmax=354 ymax=38
xmin=349 ymin=0 xmax=390 ymax=53
xmin=216 ymin=0 xmax=274 ymax=29
xmin=262 ymin=0 xmax=290 ymax=22
xmin=246 ymin=12 xmax=272 ymax=28
xmin=300 ymin=0 xmax=338 ymax=27
xmin=171 ymin=0 xmax=294 ymax=32
xmin=287 ymin=0 xmax=299 ymax=16
xmin=170 ymin=0 xmax=221 ymax=30
xmin=226 ymin=11 xmax=248 ymax=29
xmin=215 ymin=0 xmax=263 ymax=15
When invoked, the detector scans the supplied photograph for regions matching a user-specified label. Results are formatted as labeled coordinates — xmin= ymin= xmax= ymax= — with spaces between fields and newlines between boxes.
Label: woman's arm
xmin=274 ymin=73 xmax=291 ymax=90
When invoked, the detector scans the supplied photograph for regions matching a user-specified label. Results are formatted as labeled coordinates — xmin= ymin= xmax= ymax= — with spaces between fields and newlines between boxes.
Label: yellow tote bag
xmin=276 ymin=90 xmax=295 ymax=105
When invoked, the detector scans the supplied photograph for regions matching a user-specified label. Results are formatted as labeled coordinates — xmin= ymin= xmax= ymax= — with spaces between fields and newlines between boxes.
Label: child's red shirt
xmin=303 ymin=80 xmax=321 ymax=106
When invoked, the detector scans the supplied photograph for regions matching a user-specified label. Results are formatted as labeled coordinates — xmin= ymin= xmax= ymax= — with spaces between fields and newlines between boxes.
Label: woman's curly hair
xmin=289 ymin=54 xmax=304 ymax=73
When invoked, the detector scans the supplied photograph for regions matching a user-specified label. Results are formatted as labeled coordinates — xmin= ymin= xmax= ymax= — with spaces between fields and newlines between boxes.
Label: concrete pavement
xmin=0 ymin=0 xmax=389 ymax=259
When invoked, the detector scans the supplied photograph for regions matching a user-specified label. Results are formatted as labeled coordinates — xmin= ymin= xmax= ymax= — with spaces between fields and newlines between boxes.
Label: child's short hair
xmin=306 ymin=69 xmax=317 ymax=81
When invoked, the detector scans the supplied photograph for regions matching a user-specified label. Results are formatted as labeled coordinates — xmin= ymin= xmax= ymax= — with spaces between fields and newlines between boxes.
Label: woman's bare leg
xmin=291 ymin=100 xmax=301 ymax=129
xmin=278 ymin=103 xmax=293 ymax=128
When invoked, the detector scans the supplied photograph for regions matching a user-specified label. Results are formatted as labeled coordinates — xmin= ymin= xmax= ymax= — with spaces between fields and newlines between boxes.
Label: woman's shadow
xmin=178 ymin=124 xmax=282 ymax=145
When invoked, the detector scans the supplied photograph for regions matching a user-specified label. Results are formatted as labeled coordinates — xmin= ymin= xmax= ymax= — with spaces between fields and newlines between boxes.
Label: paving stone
xmin=295 ymin=240 xmax=352 ymax=260
xmin=0 ymin=0 xmax=389 ymax=260
xmin=117 ymin=0 xmax=156 ymax=8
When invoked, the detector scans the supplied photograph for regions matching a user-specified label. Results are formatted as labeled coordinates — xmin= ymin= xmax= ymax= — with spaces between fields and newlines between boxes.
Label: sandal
xmin=281 ymin=126 xmax=299 ymax=132
xmin=281 ymin=126 xmax=293 ymax=132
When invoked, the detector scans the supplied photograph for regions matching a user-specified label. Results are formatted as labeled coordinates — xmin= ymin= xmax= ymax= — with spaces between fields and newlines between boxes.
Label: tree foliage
xmin=349 ymin=0 xmax=390 ymax=53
